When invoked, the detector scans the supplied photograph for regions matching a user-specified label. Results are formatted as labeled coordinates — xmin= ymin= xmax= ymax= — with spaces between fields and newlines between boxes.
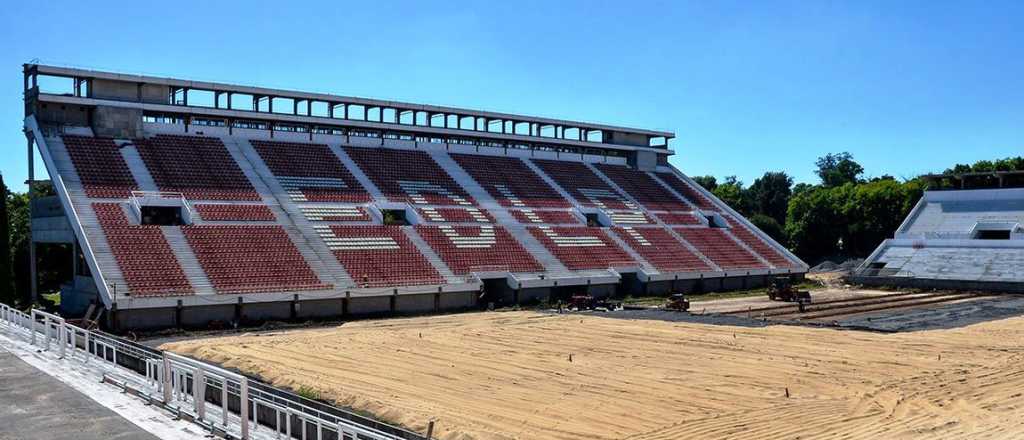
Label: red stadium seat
xmin=451 ymin=154 xmax=571 ymax=208
xmin=251 ymin=140 xmax=371 ymax=203
xmin=614 ymin=227 xmax=710 ymax=272
xmin=528 ymin=226 xmax=635 ymax=270
xmin=194 ymin=204 xmax=276 ymax=221
xmin=182 ymin=224 xmax=331 ymax=293
xmin=135 ymin=134 xmax=260 ymax=201
xmin=415 ymin=225 xmax=542 ymax=274
xmin=595 ymin=163 xmax=691 ymax=211
xmin=346 ymin=147 xmax=475 ymax=206
xmin=93 ymin=203 xmax=192 ymax=297
xmin=323 ymin=225 xmax=443 ymax=287
xmin=675 ymin=227 xmax=765 ymax=270
xmin=63 ymin=136 xmax=138 ymax=198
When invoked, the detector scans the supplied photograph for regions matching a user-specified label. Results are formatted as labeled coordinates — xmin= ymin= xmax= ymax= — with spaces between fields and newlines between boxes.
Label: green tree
xmin=785 ymin=185 xmax=846 ymax=262
xmin=747 ymin=213 xmax=786 ymax=244
xmin=747 ymin=171 xmax=793 ymax=225
xmin=792 ymin=182 xmax=814 ymax=196
xmin=711 ymin=176 xmax=750 ymax=214
xmin=838 ymin=178 xmax=916 ymax=257
xmin=815 ymin=152 xmax=864 ymax=187
xmin=691 ymin=175 xmax=718 ymax=192
xmin=7 ymin=189 xmax=30 ymax=304
xmin=0 ymin=174 xmax=9 ymax=305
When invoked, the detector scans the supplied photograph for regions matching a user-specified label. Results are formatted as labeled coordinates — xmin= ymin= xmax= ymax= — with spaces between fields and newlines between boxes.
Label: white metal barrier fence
xmin=0 ymin=304 xmax=421 ymax=440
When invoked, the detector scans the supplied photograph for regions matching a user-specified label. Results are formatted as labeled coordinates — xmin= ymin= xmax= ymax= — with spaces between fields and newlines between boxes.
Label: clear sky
xmin=1 ymin=0 xmax=1021 ymax=191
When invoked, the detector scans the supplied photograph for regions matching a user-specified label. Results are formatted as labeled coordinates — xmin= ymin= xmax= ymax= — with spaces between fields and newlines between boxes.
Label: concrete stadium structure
xmin=22 ymin=64 xmax=806 ymax=330
xmin=854 ymin=175 xmax=1024 ymax=292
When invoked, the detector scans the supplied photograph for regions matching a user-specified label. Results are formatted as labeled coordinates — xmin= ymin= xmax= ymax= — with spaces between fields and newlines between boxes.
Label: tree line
xmin=692 ymin=153 xmax=1024 ymax=264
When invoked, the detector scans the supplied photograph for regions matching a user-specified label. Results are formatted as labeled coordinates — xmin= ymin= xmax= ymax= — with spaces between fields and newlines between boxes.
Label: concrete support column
xmin=194 ymin=368 xmax=206 ymax=421
xmin=162 ymin=355 xmax=172 ymax=403
xmin=26 ymin=136 xmax=36 ymax=304
xmin=239 ymin=379 xmax=250 ymax=439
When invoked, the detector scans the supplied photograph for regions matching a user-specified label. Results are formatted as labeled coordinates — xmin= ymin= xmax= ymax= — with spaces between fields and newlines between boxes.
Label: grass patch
xmin=296 ymin=385 xmax=321 ymax=401
xmin=41 ymin=292 xmax=61 ymax=306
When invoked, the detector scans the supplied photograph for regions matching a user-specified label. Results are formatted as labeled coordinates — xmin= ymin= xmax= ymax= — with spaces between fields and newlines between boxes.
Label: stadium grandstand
xmin=854 ymin=171 xmax=1024 ymax=292
xmin=22 ymin=63 xmax=806 ymax=330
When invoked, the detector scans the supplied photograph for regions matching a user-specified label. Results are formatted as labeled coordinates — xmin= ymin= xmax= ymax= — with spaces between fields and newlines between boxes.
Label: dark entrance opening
xmin=480 ymin=278 xmax=508 ymax=308
xmin=975 ymin=229 xmax=1011 ymax=240
xmin=550 ymin=285 xmax=581 ymax=304
xmin=381 ymin=209 xmax=409 ymax=225
xmin=140 ymin=206 xmax=184 ymax=226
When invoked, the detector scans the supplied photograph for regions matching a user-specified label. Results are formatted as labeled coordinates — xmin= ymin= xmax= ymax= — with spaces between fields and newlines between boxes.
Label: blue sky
xmin=1 ymin=0 xmax=1022 ymax=191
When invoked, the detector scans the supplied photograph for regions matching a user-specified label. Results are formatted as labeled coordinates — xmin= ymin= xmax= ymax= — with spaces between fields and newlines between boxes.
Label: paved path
xmin=0 ymin=349 xmax=161 ymax=440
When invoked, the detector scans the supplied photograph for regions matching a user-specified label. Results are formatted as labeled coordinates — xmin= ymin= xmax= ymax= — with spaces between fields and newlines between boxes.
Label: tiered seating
xmin=722 ymin=215 xmax=795 ymax=268
xmin=528 ymin=226 xmax=635 ymax=270
xmin=93 ymin=203 xmax=191 ymax=296
xmin=182 ymin=225 xmax=330 ymax=293
xmin=135 ymin=135 xmax=259 ymax=201
xmin=194 ymin=204 xmax=275 ymax=221
xmin=655 ymin=212 xmax=702 ymax=225
xmin=250 ymin=140 xmax=370 ymax=203
xmin=613 ymin=227 xmax=710 ymax=272
xmin=417 ymin=207 xmax=493 ymax=223
xmin=62 ymin=136 xmax=137 ymax=198
xmin=301 ymin=206 xmax=371 ymax=222
xmin=656 ymin=172 xmax=717 ymax=211
xmin=415 ymin=225 xmax=542 ymax=274
xmin=322 ymin=225 xmax=442 ymax=287
xmin=675 ymin=227 xmax=765 ymax=269
xmin=345 ymin=147 xmax=475 ymax=206
xmin=451 ymin=154 xmax=570 ymax=208
xmin=509 ymin=209 xmax=581 ymax=224
xmin=595 ymin=164 xmax=690 ymax=211
xmin=531 ymin=159 xmax=634 ymax=210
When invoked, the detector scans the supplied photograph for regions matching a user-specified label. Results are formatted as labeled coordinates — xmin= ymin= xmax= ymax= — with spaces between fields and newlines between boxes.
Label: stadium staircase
xmin=117 ymin=143 xmax=160 ymax=192
xmin=46 ymin=134 xmax=130 ymax=296
xmin=160 ymin=226 xmax=215 ymax=295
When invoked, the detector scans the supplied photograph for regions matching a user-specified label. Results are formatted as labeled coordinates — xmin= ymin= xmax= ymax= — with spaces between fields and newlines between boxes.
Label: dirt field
xmin=163 ymin=310 xmax=1024 ymax=440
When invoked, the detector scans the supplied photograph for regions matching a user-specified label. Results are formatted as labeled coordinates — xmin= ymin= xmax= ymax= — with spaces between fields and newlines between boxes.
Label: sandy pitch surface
xmin=163 ymin=312 xmax=1024 ymax=440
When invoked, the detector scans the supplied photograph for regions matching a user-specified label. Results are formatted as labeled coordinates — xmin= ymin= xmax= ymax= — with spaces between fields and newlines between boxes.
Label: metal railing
xmin=0 ymin=304 xmax=423 ymax=440
xmin=129 ymin=190 xmax=194 ymax=223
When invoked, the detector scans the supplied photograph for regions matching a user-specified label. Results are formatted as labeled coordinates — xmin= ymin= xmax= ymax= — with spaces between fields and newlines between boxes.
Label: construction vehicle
xmin=766 ymin=277 xmax=811 ymax=303
xmin=665 ymin=294 xmax=690 ymax=311
xmin=566 ymin=295 xmax=622 ymax=311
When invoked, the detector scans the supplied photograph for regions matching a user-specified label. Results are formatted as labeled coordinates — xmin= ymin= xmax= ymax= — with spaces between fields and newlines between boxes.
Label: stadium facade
xmin=854 ymin=174 xmax=1024 ymax=292
xmin=23 ymin=64 xmax=806 ymax=330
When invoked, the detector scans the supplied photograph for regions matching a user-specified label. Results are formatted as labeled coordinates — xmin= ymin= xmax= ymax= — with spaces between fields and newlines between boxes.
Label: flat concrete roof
xmin=29 ymin=64 xmax=675 ymax=139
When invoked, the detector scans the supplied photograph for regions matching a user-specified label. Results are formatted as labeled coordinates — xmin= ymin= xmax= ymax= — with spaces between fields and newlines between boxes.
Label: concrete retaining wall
xmin=107 ymin=272 xmax=798 ymax=331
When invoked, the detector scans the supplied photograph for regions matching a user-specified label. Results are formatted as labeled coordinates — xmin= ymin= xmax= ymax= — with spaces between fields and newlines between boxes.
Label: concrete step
xmin=161 ymin=227 xmax=215 ymax=295
xmin=117 ymin=144 xmax=158 ymax=192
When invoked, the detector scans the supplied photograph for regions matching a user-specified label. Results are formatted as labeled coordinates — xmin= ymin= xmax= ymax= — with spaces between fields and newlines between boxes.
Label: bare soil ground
xmin=163 ymin=305 xmax=1024 ymax=440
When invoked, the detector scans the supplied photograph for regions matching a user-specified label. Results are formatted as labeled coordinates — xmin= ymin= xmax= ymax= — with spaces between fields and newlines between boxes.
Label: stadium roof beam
xmin=23 ymin=64 xmax=673 ymax=152
xmin=923 ymin=170 xmax=1024 ymax=190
